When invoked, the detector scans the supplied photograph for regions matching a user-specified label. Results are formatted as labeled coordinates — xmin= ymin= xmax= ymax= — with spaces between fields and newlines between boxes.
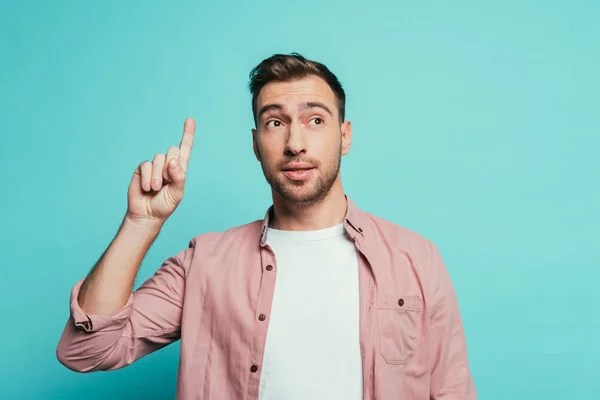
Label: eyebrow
xmin=258 ymin=103 xmax=285 ymax=119
xmin=299 ymin=101 xmax=333 ymax=116
xmin=257 ymin=101 xmax=334 ymax=120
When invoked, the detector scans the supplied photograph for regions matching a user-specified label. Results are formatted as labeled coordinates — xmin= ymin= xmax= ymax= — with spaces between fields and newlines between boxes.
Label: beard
xmin=259 ymin=144 xmax=342 ymax=208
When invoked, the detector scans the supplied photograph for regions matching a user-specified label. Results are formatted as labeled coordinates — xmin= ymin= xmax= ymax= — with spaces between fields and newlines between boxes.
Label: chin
xmin=280 ymin=186 xmax=326 ymax=206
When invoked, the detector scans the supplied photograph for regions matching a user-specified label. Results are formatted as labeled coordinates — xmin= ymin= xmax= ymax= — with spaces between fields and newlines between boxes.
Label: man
xmin=57 ymin=53 xmax=477 ymax=399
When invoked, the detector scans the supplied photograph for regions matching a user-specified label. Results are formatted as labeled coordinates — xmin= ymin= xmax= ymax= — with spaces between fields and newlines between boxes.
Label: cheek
xmin=257 ymin=137 xmax=281 ymax=163
xmin=319 ymin=130 xmax=343 ymax=153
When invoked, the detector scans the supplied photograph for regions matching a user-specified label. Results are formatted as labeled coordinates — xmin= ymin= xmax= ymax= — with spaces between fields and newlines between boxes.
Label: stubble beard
xmin=259 ymin=145 xmax=342 ymax=208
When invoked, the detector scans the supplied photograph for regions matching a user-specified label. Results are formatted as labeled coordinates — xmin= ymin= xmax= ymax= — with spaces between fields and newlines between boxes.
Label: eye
xmin=310 ymin=117 xmax=324 ymax=125
xmin=266 ymin=120 xmax=283 ymax=128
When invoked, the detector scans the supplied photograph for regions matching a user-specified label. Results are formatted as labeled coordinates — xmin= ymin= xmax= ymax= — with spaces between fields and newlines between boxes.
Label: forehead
xmin=257 ymin=75 xmax=337 ymax=111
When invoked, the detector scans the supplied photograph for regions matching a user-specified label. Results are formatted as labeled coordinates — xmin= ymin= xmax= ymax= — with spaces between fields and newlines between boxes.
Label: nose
xmin=284 ymin=122 xmax=307 ymax=156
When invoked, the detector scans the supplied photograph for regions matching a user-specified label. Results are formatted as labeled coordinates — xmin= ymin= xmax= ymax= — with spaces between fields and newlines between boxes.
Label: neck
xmin=269 ymin=179 xmax=347 ymax=231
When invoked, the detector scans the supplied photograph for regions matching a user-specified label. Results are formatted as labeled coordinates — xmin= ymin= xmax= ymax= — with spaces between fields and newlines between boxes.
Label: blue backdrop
xmin=1 ymin=1 xmax=598 ymax=399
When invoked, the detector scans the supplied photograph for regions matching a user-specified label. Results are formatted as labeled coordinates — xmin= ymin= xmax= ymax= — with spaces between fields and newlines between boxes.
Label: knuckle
xmin=139 ymin=162 xmax=151 ymax=174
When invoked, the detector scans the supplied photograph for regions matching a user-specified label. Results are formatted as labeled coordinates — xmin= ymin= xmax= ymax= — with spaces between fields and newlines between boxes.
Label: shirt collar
xmin=259 ymin=195 xmax=365 ymax=247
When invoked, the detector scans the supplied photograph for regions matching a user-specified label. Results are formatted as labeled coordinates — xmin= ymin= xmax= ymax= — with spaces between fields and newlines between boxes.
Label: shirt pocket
xmin=376 ymin=293 xmax=423 ymax=365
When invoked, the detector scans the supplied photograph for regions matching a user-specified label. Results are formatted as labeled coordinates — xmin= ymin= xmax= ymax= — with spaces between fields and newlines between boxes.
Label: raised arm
xmin=57 ymin=118 xmax=197 ymax=372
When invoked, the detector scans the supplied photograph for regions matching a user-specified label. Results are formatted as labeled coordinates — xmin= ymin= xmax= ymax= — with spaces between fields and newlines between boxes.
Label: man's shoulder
xmin=186 ymin=219 xmax=263 ymax=249
xmin=362 ymin=210 xmax=433 ymax=250
xmin=360 ymin=211 xmax=438 ymax=279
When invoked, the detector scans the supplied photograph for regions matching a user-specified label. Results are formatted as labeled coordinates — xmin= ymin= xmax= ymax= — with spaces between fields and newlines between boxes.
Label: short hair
xmin=248 ymin=53 xmax=346 ymax=124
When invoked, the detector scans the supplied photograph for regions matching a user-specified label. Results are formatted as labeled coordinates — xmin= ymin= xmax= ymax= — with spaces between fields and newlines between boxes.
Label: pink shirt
xmin=57 ymin=197 xmax=477 ymax=399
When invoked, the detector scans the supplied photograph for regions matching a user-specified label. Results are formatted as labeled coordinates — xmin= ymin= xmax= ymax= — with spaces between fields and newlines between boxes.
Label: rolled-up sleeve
xmin=427 ymin=240 xmax=477 ymax=400
xmin=56 ymin=244 xmax=193 ymax=372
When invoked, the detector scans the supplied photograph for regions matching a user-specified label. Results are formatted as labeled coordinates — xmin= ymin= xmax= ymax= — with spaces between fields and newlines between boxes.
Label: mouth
xmin=281 ymin=166 xmax=315 ymax=181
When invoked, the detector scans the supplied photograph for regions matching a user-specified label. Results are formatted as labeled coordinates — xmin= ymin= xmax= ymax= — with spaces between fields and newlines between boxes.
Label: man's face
xmin=252 ymin=75 xmax=352 ymax=207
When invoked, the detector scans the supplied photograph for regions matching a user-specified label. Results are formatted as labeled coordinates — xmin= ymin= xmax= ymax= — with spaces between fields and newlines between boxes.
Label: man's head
xmin=249 ymin=53 xmax=352 ymax=207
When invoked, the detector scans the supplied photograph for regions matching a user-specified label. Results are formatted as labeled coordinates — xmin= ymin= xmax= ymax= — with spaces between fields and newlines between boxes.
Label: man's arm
xmin=56 ymin=118 xmax=197 ymax=372
xmin=56 ymin=217 xmax=193 ymax=372
xmin=427 ymin=240 xmax=477 ymax=400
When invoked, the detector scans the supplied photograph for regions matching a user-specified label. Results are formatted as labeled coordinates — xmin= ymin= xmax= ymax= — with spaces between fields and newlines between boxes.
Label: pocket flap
xmin=378 ymin=293 xmax=423 ymax=312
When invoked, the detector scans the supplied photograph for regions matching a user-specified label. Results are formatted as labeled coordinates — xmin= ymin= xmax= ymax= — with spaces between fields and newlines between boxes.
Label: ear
xmin=341 ymin=120 xmax=353 ymax=155
xmin=252 ymin=128 xmax=261 ymax=161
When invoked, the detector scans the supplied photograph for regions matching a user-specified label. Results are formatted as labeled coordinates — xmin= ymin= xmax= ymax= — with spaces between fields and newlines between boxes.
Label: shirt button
xmin=258 ymin=313 xmax=266 ymax=321
xmin=398 ymin=298 xmax=404 ymax=307
xmin=266 ymin=265 xmax=273 ymax=271
xmin=250 ymin=364 xmax=259 ymax=373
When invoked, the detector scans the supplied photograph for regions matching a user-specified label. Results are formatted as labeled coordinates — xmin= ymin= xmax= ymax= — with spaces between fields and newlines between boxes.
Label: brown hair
xmin=248 ymin=53 xmax=346 ymax=124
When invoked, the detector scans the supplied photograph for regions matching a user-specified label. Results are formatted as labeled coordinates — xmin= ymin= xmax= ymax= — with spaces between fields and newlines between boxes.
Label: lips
xmin=281 ymin=163 xmax=315 ymax=181
xmin=282 ymin=163 xmax=314 ymax=171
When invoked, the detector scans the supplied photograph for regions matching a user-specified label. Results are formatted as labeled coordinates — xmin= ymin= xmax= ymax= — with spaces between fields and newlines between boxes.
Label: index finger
xmin=179 ymin=117 xmax=196 ymax=171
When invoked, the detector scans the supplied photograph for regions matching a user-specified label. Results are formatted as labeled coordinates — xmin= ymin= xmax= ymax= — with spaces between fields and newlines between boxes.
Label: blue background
xmin=1 ymin=1 xmax=598 ymax=398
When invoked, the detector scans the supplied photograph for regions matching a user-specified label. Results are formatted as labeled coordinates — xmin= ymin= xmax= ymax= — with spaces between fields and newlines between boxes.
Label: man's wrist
xmin=122 ymin=214 xmax=164 ymax=238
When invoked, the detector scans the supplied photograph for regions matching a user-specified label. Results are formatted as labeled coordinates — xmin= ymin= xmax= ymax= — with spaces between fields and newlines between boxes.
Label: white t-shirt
xmin=258 ymin=223 xmax=363 ymax=400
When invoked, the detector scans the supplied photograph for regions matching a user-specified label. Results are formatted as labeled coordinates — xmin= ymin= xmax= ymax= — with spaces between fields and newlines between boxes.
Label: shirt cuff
xmin=70 ymin=278 xmax=134 ymax=332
